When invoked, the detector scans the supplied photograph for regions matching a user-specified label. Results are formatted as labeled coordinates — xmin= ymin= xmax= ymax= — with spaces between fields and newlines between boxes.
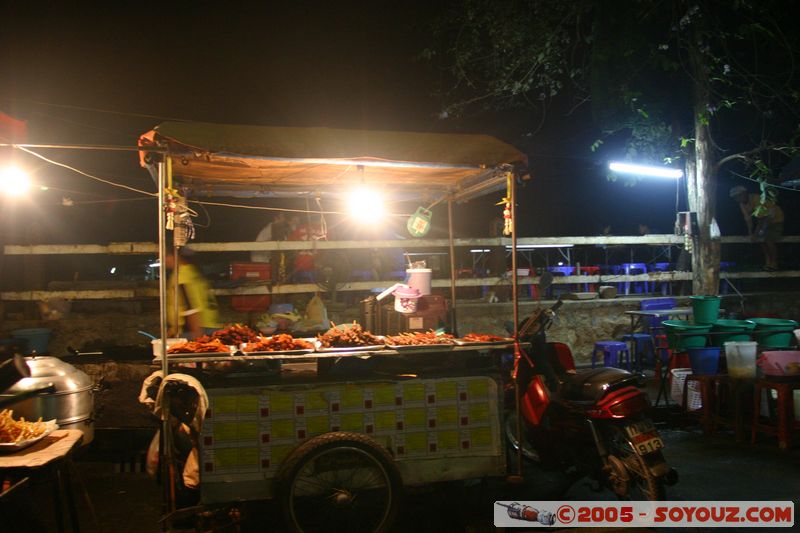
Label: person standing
xmin=166 ymin=249 xmax=220 ymax=339
xmin=730 ymin=185 xmax=784 ymax=271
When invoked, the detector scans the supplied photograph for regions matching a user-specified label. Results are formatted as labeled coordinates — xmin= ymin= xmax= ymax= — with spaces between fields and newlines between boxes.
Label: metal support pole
xmin=510 ymin=173 xmax=523 ymax=480
xmin=447 ymin=196 xmax=458 ymax=335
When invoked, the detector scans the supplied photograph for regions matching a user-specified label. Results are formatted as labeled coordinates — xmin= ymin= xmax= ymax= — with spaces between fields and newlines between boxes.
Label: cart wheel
xmin=275 ymin=432 xmax=402 ymax=533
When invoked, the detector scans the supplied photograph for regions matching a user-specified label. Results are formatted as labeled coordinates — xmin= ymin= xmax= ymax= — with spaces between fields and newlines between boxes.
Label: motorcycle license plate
xmin=624 ymin=420 xmax=664 ymax=456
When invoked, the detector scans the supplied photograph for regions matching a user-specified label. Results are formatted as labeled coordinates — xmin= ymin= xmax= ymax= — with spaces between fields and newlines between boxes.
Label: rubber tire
xmin=608 ymin=424 xmax=667 ymax=501
xmin=275 ymin=432 xmax=402 ymax=533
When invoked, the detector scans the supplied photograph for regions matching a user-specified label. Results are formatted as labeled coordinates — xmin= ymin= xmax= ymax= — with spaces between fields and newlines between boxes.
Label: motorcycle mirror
xmin=538 ymin=271 xmax=553 ymax=294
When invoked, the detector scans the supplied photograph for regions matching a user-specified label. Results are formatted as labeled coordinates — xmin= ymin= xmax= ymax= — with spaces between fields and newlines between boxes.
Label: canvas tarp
xmin=139 ymin=121 xmax=527 ymax=199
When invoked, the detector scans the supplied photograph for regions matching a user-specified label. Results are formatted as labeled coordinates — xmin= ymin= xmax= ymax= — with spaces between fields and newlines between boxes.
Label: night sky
xmin=0 ymin=2 xmax=793 ymax=251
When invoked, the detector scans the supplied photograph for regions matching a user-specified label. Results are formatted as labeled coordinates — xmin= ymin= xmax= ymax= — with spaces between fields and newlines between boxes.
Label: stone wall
xmin=2 ymin=292 xmax=798 ymax=431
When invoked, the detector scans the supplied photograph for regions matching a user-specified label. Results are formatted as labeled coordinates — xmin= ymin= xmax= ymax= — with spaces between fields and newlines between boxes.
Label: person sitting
xmin=730 ymin=185 xmax=784 ymax=271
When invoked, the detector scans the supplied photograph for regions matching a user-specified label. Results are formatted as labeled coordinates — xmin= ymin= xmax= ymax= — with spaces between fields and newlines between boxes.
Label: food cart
xmin=137 ymin=122 xmax=529 ymax=531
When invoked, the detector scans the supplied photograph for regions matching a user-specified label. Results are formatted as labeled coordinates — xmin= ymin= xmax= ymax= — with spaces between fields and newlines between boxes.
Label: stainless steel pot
xmin=0 ymin=356 xmax=94 ymax=444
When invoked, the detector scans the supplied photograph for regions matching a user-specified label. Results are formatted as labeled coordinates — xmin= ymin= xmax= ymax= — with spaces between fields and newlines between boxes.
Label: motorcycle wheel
xmin=608 ymin=426 xmax=666 ymax=501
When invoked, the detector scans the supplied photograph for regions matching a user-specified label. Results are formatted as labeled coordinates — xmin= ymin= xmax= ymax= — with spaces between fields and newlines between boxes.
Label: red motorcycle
xmin=506 ymin=298 xmax=677 ymax=500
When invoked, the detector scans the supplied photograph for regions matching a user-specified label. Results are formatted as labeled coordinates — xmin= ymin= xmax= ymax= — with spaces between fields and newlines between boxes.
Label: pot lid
xmin=394 ymin=286 xmax=421 ymax=298
xmin=3 ymin=356 xmax=92 ymax=394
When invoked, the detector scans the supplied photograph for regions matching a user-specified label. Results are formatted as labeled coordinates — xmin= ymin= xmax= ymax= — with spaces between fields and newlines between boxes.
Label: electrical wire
xmin=729 ymin=170 xmax=800 ymax=193
xmin=5 ymin=97 xmax=191 ymax=123
xmin=14 ymin=146 xmax=157 ymax=197
xmin=188 ymin=199 xmax=412 ymax=218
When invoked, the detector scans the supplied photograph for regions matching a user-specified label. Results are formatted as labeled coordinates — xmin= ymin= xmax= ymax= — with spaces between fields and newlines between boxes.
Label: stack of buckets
xmin=685 ymin=296 xmax=722 ymax=375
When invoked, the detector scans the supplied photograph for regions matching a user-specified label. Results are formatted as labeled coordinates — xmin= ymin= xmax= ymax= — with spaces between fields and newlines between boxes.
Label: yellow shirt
xmin=744 ymin=193 xmax=784 ymax=224
xmin=166 ymin=264 xmax=220 ymax=331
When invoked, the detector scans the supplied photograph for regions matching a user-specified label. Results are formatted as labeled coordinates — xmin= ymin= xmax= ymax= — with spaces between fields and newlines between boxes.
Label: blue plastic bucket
xmin=11 ymin=328 xmax=52 ymax=354
xmin=688 ymin=346 xmax=721 ymax=375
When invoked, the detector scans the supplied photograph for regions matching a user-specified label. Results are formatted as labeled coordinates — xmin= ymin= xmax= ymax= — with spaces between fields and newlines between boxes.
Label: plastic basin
xmin=688 ymin=347 xmax=721 ymax=375
xmin=746 ymin=318 xmax=799 ymax=348
xmin=724 ymin=341 xmax=758 ymax=379
xmin=711 ymin=319 xmax=755 ymax=347
xmin=690 ymin=295 xmax=721 ymax=324
xmin=758 ymin=350 xmax=800 ymax=377
xmin=663 ymin=320 xmax=711 ymax=351
xmin=11 ymin=328 xmax=52 ymax=355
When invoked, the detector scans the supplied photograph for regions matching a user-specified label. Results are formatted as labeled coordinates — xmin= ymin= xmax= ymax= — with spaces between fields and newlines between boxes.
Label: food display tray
xmin=239 ymin=348 xmax=315 ymax=356
xmin=384 ymin=343 xmax=455 ymax=352
xmin=0 ymin=420 xmax=58 ymax=454
xmin=454 ymin=338 xmax=515 ymax=346
xmin=315 ymin=344 xmax=386 ymax=353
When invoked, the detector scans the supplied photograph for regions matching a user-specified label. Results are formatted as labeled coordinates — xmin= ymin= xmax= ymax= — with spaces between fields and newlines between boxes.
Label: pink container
xmin=757 ymin=350 xmax=800 ymax=377
xmin=394 ymin=286 xmax=422 ymax=313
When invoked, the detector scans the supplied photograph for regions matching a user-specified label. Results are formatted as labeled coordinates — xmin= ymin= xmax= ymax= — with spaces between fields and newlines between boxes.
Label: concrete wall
xmin=2 ymin=292 xmax=798 ymax=432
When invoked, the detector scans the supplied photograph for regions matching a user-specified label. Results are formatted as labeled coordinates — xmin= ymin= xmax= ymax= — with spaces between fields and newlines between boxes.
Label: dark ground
xmin=7 ymin=425 xmax=796 ymax=532
xmin=5 ymin=373 xmax=800 ymax=532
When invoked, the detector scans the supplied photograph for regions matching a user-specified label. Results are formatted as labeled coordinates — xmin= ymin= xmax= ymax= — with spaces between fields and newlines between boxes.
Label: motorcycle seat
xmin=560 ymin=367 xmax=640 ymax=403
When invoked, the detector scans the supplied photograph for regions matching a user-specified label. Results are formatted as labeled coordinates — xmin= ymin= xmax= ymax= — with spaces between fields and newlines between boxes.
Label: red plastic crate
xmin=230 ymin=262 xmax=271 ymax=281
xmin=230 ymin=262 xmax=271 ymax=312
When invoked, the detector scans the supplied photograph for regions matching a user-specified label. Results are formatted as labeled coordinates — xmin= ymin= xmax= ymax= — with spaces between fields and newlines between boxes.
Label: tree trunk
xmin=687 ymin=29 xmax=720 ymax=295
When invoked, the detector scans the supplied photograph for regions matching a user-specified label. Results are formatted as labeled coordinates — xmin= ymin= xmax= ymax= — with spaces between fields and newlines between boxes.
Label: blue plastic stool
xmin=620 ymin=333 xmax=655 ymax=369
xmin=619 ymin=263 xmax=649 ymax=295
xmin=592 ymin=341 xmax=632 ymax=370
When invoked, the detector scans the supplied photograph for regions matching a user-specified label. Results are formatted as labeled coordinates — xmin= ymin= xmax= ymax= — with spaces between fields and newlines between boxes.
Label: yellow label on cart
xmin=405 ymin=432 xmax=427 ymax=453
xmin=341 ymin=413 xmax=363 ymax=431
xmin=436 ymin=381 xmax=458 ymax=401
xmin=214 ymin=396 xmax=239 ymax=414
xmin=373 ymin=384 xmax=397 ymax=406
xmin=213 ymin=421 xmax=258 ymax=442
xmin=270 ymin=444 xmax=294 ymax=465
xmin=469 ymin=403 xmax=490 ymax=422
xmin=238 ymin=447 xmax=260 ymax=467
xmin=467 ymin=379 xmax=489 ymax=399
xmin=270 ymin=419 xmax=294 ymax=439
xmin=270 ymin=393 xmax=294 ymax=415
xmin=374 ymin=411 xmax=396 ymax=432
xmin=305 ymin=392 xmax=328 ymax=411
xmin=341 ymin=388 xmax=363 ymax=409
xmin=438 ymin=430 xmax=459 ymax=450
xmin=237 ymin=395 xmax=258 ymax=414
xmin=470 ymin=426 xmax=492 ymax=447
xmin=306 ymin=415 xmax=329 ymax=436
xmin=404 ymin=408 xmax=426 ymax=428
xmin=402 ymin=382 xmax=425 ymax=403
xmin=436 ymin=405 xmax=458 ymax=427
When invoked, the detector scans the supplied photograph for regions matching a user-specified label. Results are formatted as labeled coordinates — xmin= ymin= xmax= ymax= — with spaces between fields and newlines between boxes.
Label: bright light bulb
xmin=0 ymin=166 xmax=31 ymax=196
xmin=348 ymin=187 xmax=384 ymax=223
xmin=609 ymin=161 xmax=683 ymax=179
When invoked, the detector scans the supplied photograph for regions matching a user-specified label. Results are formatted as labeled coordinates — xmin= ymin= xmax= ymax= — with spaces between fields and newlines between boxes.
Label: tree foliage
xmin=426 ymin=0 xmax=800 ymax=186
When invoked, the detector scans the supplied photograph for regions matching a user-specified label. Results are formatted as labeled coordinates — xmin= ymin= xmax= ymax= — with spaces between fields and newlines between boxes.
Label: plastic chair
xmin=640 ymin=297 xmax=676 ymax=333
xmin=592 ymin=341 xmax=631 ymax=370
xmin=547 ymin=266 xmax=575 ymax=297
xmin=619 ymin=262 xmax=649 ymax=295
xmin=651 ymin=262 xmax=671 ymax=295
xmin=578 ymin=265 xmax=600 ymax=292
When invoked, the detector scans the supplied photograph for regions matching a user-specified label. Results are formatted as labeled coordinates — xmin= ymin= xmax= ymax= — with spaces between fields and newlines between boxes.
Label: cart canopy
xmin=139 ymin=121 xmax=527 ymax=200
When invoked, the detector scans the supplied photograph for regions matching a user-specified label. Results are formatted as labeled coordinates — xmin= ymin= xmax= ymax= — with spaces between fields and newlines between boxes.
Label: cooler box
xmin=230 ymin=262 xmax=271 ymax=312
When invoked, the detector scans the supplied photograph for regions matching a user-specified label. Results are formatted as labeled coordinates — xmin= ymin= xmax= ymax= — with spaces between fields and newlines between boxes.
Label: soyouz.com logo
xmin=494 ymin=501 xmax=794 ymax=528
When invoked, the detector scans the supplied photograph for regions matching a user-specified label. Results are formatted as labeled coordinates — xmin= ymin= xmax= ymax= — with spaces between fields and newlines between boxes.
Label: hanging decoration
xmin=495 ymin=173 xmax=513 ymax=236
xmin=407 ymin=207 xmax=433 ymax=237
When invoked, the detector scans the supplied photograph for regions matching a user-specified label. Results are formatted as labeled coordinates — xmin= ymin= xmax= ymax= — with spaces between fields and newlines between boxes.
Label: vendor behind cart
xmin=166 ymin=249 xmax=220 ymax=339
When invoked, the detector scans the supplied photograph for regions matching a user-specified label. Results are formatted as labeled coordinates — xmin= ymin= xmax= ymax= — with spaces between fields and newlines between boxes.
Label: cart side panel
xmin=199 ymin=375 xmax=505 ymax=503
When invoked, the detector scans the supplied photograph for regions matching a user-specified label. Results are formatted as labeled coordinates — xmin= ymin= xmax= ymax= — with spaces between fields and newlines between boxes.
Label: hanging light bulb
xmin=0 ymin=166 xmax=31 ymax=197
xmin=348 ymin=187 xmax=385 ymax=223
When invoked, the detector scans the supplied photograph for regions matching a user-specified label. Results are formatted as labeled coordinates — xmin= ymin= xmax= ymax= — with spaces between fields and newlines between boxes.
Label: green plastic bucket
xmin=690 ymin=295 xmax=721 ymax=324
xmin=746 ymin=318 xmax=799 ymax=349
xmin=711 ymin=319 xmax=755 ymax=347
xmin=663 ymin=319 xmax=711 ymax=351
